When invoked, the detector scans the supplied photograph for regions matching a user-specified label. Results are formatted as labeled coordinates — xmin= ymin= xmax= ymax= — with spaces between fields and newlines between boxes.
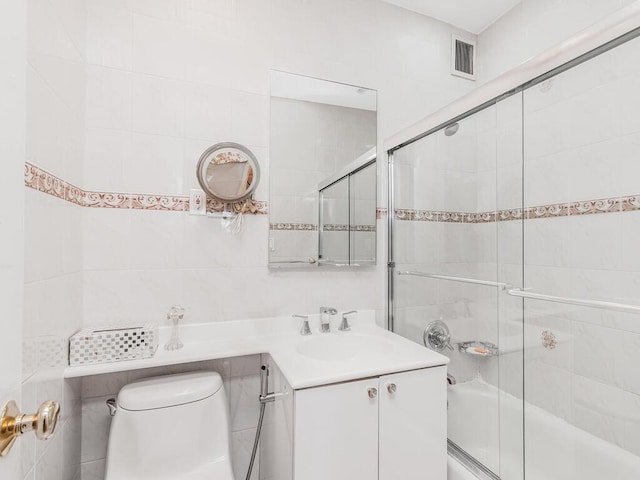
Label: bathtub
xmin=446 ymin=380 xmax=640 ymax=480
xmin=447 ymin=455 xmax=478 ymax=480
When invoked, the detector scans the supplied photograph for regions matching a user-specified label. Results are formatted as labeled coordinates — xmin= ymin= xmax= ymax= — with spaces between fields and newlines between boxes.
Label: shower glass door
xmin=521 ymin=31 xmax=640 ymax=480
xmin=390 ymin=95 xmax=524 ymax=480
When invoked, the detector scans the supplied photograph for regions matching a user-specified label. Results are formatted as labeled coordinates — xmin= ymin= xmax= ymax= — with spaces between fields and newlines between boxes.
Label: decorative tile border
xmin=25 ymin=162 xmax=268 ymax=214
xmin=25 ymin=162 xmax=640 ymax=224
xmin=270 ymin=223 xmax=317 ymax=231
xmin=85 ymin=192 xmax=132 ymax=209
xmin=322 ymin=224 xmax=349 ymax=232
xmin=351 ymin=225 xmax=376 ymax=232
xmin=394 ymin=194 xmax=639 ymax=224
xmin=269 ymin=223 xmax=376 ymax=232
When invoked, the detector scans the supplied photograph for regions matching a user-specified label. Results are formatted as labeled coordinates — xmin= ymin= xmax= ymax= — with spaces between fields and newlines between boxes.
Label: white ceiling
xmin=381 ymin=0 xmax=522 ymax=34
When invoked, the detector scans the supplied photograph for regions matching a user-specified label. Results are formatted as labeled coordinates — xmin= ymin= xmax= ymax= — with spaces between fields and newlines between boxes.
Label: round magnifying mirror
xmin=196 ymin=142 xmax=261 ymax=203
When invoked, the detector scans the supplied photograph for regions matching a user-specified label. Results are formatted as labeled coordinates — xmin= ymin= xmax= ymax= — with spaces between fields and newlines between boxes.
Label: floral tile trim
xmin=270 ymin=223 xmax=318 ymax=231
xmin=132 ymin=195 xmax=186 ymax=211
xmin=25 ymin=162 xmax=268 ymax=214
xmin=620 ymin=195 xmax=640 ymax=212
xmin=394 ymin=194 xmax=638 ymax=224
xmin=25 ymin=162 xmax=85 ymax=206
xmin=85 ymin=192 xmax=132 ymax=209
xmin=351 ymin=225 xmax=376 ymax=232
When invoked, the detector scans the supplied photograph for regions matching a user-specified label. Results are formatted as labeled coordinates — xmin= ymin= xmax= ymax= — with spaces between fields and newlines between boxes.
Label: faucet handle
xmin=293 ymin=315 xmax=311 ymax=336
xmin=167 ymin=305 xmax=186 ymax=322
xmin=339 ymin=310 xmax=357 ymax=331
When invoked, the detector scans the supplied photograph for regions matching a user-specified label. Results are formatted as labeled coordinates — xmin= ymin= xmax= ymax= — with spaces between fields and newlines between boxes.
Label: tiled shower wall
xmin=520 ymin=37 xmax=640 ymax=457
xmin=22 ymin=0 xmax=86 ymax=479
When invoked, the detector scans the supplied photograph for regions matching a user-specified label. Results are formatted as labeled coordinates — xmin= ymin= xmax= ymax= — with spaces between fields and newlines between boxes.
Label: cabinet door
xmin=294 ymin=378 xmax=379 ymax=480
xmin=379 ymin=367 xmax=447 ymax=480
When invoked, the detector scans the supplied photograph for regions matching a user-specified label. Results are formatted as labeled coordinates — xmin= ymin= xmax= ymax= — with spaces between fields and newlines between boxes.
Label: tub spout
xmin=447 ymin=373 xmax=457 ymax=385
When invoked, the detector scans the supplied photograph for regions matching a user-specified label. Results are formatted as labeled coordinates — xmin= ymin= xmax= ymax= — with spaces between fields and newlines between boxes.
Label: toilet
xmin=104 ymin=371 xmax=236 ymax=480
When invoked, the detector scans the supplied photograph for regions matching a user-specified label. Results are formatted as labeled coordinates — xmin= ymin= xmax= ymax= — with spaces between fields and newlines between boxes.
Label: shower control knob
xmin=367 ymin=387 xmax=378 ymax=399
xmin=386 ymin=383 xmax=397 ymax=394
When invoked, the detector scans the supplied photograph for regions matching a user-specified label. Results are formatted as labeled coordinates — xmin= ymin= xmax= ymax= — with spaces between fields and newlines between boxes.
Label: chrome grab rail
xmin=396 ymin=270 xmax=640 ymax=314
xmin=270 ymin=258 xmax=317 ymax=265
xmin=506 ymin=289 xmax=640 ymax=315
xmin=397 ymin=271 xmax=511 ymax=290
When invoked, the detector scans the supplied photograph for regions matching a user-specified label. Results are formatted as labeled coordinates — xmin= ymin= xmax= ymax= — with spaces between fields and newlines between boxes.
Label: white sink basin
xmin=296 ymin=333 xmax=394 ymax=362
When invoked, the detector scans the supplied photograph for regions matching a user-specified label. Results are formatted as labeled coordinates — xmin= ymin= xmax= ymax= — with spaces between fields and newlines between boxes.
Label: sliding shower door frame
xmin=386 ymin=23 xmax=640 ymax=480
xmin=386 ymin=24 xmax=640 ymax=334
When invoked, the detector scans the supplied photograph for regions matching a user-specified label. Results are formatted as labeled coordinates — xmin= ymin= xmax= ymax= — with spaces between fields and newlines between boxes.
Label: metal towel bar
xmin=506 ymin=289 xmax=640 ymax=315
xmin=397 ymin=271 xmax=511 ymax=290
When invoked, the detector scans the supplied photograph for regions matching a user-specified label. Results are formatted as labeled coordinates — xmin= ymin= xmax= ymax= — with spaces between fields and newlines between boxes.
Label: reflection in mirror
xmin=349 ymin=161 xmax=377 ymax=266
xmin=318 ymin=149 xmax=376 ymax=266
xmin=319 ymin=177 xmax=349 ymax=265
xmin=196 ymin=143 xmax=260 ymax=203
xmin=269 ymin=71 xmax=377 ymax=267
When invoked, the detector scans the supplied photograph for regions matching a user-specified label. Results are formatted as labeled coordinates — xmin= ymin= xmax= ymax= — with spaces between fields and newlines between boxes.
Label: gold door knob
xmin=0 ymin=400 xmax=61 ymax=457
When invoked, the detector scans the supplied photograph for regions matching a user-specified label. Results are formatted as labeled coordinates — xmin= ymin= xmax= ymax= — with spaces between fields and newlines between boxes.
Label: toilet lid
xmin=118 ymin=371 xmax=223 ymax=411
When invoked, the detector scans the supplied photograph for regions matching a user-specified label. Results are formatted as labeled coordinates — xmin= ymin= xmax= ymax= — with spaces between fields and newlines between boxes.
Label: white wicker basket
xmin=69 ymin=324 xmax=159 ymax=366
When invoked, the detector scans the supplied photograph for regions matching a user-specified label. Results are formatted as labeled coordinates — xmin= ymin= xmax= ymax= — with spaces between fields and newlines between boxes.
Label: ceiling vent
xmin=451 ymin=35 xmax=476 ymax=81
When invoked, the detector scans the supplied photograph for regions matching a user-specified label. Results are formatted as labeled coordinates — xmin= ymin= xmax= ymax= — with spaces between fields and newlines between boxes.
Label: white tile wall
xmin=0 ymin=0 xmax=26 ymax=479
xmin=23 ymin=0 xmax=86 ymax=479
xmin=521 ymin=34 xmax=640 ymax=460
xmin=79 ymin=0 xmax=474 ymax=329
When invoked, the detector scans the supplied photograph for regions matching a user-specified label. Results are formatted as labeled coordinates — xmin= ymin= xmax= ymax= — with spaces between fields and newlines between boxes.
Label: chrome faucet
xmin=293 ymin=314 xmax=311 ymax=336
xmin=319 ymin=307 xmax=337 ymax=333
xmin=339 ymin=310 xmax=357 ymax=332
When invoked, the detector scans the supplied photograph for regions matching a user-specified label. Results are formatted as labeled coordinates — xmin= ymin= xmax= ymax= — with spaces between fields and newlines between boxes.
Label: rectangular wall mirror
xmin=268 ymin=71 xmax=377 ymax=267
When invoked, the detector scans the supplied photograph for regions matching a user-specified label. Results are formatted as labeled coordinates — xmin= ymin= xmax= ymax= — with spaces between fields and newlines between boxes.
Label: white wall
xmin=476 ymin=0 xmax=638 ymax=84
xmin=80 ymin=0 xmax=474 ymax=329
xmin=0 ymin=0 xmax=25 ymax=479
xmin=23 ymin=0 xmax=86 ymax=479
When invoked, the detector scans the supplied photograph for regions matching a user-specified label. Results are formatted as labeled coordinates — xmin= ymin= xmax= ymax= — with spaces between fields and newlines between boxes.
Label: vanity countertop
xmin=64 ymin=311 xmax=449 ymax=389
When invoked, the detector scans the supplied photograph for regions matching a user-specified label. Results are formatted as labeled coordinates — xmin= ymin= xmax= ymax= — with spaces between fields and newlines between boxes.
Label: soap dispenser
xmin=164 ymin=305 xmax=186 ymax=351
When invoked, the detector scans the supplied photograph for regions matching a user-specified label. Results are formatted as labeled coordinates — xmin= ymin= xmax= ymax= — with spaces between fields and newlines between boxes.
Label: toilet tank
xmin=105 ymin=371 xmax=235 ymax=480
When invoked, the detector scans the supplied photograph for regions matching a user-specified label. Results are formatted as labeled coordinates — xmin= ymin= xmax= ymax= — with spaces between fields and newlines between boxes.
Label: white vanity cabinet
xmin=293 ymin=366 xmax=447 ymax=480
